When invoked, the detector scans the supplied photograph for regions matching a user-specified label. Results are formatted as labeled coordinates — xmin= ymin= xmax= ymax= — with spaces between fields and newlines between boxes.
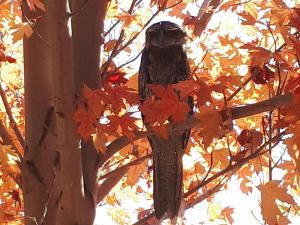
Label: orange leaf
xmin=221 ymin=207 xmax=235 ymax=225
xmin=26 ymin=0 xmax=45 ymax=11
xmin=11 ymin=22 xmax=33 ymax=43
xmin=140 ymin=85 xmax=190 ymax=124
xmin=73 ymin=107 xmax=96 ymax=141
xmin=127 ymin=159 xmax=147 ymax=186
xmin=93 ymin=131 xmax=107 ymax=155
xmin=151 ymin=124 xmax=169 ymax=140
xmin=196 ymin=107 xmax=223 ymax=148
xmin=82 ymin=85 xmax=106 ymax=116
xmin=237 ymin=129 xmax=263 ymax=151
xmin=172 ymin=79 xmax=199 ymax=99
xmin=259 ymin=181 xmax=295 ymax=225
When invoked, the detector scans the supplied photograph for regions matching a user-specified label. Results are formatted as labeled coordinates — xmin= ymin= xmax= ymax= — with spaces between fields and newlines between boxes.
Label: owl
xmin=138 ymin=21 xmax=193 ymax=220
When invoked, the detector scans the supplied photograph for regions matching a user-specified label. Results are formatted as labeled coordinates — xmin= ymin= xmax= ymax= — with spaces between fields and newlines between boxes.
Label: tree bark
xmin=22 ymin=6 xmax=58 ymax=225
xmin=71 ymin=0 xmax=109 ymax=223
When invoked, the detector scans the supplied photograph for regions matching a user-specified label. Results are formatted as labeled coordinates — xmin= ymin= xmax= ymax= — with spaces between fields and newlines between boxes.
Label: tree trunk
xmin=23 ymin=0 xmax=109 ymax=224
xmin=22 ymin=6 xmax=58 ymax=225
xmin=71 ymin=0 xmax=109 ymax=219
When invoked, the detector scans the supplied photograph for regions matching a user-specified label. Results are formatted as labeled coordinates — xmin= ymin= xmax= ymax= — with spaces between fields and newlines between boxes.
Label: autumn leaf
xmin=196 ymin=107 xmax=223 ymax=148
xmin=105 ymin=72 xmax=128 ymax=85
xmin=172 ymin=79 xmax=199 ymax=99
xmin=93 ymin=131 xmax=107 ymax=155
xmin=108 ymin=113 xmax=138 ymax=142
xmin=140 ymin=85 xmax=190 ymax=124
xmin=259 ymin=181 xmax=296 ymax=225
xmin=0 ymin=145 xmax=21 ymax=174
xmin=104 ymin=84 xmax=140 ymax=112
xmin=237 ymin=129 xmax=263 ymax=151
xmin=82 ymin=85 xmax=106 ymax=116
xmin=26 ymin=0 xmax=45 ymax=11
xmin=11 ymin=22 xmax=33 ymax=43
xmin=240 ymin=44 xmax=271 ymax=66
xmin=73 ymin=106 xmax=96 ymax=141
xmin=127 ymin=158 xmax=147 ymax=186
xmin=151 ymin=124 xmax=169 ymax=140
xmin=221 ymin=207 xmax=235 ymax=224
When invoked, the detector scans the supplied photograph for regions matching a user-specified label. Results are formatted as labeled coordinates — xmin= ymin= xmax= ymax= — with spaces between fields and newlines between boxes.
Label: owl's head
xmin=145 ymin=21 xmax=186 ymax=48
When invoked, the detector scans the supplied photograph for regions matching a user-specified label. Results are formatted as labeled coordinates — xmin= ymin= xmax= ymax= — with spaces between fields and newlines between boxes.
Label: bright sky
xmin=95 ymin=0 xmax=300 ymax=224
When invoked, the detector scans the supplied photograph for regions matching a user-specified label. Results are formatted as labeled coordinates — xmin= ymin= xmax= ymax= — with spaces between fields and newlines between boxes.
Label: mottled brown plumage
xmin=138 ymin=21 xmax=192 ymax=220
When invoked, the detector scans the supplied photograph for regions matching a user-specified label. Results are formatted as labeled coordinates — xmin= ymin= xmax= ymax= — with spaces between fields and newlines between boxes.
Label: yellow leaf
xmin=11 ymin=23 xmax=33 ymax=43
xmin=208 ymin=203 xmax=222 ymax=221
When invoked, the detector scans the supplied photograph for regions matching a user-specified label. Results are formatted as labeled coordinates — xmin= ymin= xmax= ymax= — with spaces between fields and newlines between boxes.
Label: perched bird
xmin=138 ymin=21 xmax=193 ymax=220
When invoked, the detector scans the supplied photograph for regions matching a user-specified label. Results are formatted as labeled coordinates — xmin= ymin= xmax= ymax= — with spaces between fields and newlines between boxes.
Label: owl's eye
xmin=147 ymin=29 xmax=159 ymax=36
xmin=167 ymin=29 xmax=181 ymax=36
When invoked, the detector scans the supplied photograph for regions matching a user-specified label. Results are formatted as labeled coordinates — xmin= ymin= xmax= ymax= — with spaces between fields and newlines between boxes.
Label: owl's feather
xmin=139 ymin=21 xmax=193 ymax=220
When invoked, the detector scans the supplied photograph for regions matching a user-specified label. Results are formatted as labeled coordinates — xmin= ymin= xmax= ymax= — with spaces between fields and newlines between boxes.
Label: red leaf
xmin=105 ymin=71 xmax=128 ymax=85
xmin=5 ymin=56 xmax=17 ymax=63
xmin=250 ymin=64 xmax=274 ymax=85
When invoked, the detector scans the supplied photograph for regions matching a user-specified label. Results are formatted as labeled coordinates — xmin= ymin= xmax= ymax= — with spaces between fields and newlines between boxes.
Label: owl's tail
xmin=149 ymin=133 xmax=184 ymax=220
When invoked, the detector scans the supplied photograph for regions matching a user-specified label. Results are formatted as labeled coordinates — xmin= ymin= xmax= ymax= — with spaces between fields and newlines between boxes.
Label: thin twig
xmin=132 ymin=131 xmax=285 ymax=225
xmin=104 ymin=20 xmax=120 ymax=37
xmin=20 ymin=0 xmax=50 ymax=48
xmin=272 ymin=148 xmax=287 ymax=169
xmin=184 ymin=130 xmax=285 ymax=198
xmin=100 ymin=153 xmax=152 ymax=180
xmin=101 ymin=0 xmax=182 ymax=79
xmin=0 ymin=83 xmax=25 ymax=149
xmin=0 ymin=120 xmax=21 ymax=157
xmin=227 ymin=73 xmax=255 ymax=102
xmin=101 ymin=0 xmax=139 ymax=77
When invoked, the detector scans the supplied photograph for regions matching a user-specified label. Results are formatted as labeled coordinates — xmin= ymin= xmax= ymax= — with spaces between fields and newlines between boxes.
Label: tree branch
xmin=100 ymin=153 xmax=152 ymax=180
xmin=0 ymin=83 xmax=25 ymax=149
xmin=105 ymin=93 xmax=294 ymax=160
xmin=193 ymin=0 xmax=222 ymax=36
xmin=0 ymin=120 xmax=21 ymax=157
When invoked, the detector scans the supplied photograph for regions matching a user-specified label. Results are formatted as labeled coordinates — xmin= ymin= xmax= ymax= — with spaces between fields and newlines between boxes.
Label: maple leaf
xmin=259 ymin=181 xmax=295 ymax=225
xmin=11 ymin=22 xmax=33 ymax=43
xmin=105 ymin=71 xmax=128 ymax=85
xmin=93 ymin=131 xmax=107 ymax=155
xmin=0 ymin=49 xmax=16 ymax=63
xmin=172 ymin=79 xmax=199 ymax=100
xmin=196 ymin=107 xmax=223 ymax=148
xmin=108 ymin=113 xmax=138 ymax=142
xmin=104 ymin=84 xmax=140 ymax=112
xmin=250 ymin=64 xmax=275 ymax=85
xmin=151 ymin=124 xmax=169 ymax=140
xmin=221 ymin=207 xmax=235 ymax=225
xmin=82 ymin=85 xmax=106 ymax=116
xmin=195 ymin=78 xmax=213 ymax=106
xmin=240 ymin=44 xmax=271 ymax=66
xmin=73 ymin=107 xmax=96 ymax=141
xmin=26 ymin=0 xmax=45 ymax=11
xmin=127 ymin=158 xmax=147 ymax=186
xmin=140 ymin=85 xmax=190 ymax=124
xmin=237 ymin=129 xmax=263 ymax=151
xmin=284 ymin=124 xmax=300 ymax=173
xmin=293 ymin=85 xmax=300 ymax=104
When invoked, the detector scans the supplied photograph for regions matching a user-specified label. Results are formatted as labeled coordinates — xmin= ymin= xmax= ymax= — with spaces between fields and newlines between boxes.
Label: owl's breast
xmin=146 ymin=46 xmax=189 ymax=85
